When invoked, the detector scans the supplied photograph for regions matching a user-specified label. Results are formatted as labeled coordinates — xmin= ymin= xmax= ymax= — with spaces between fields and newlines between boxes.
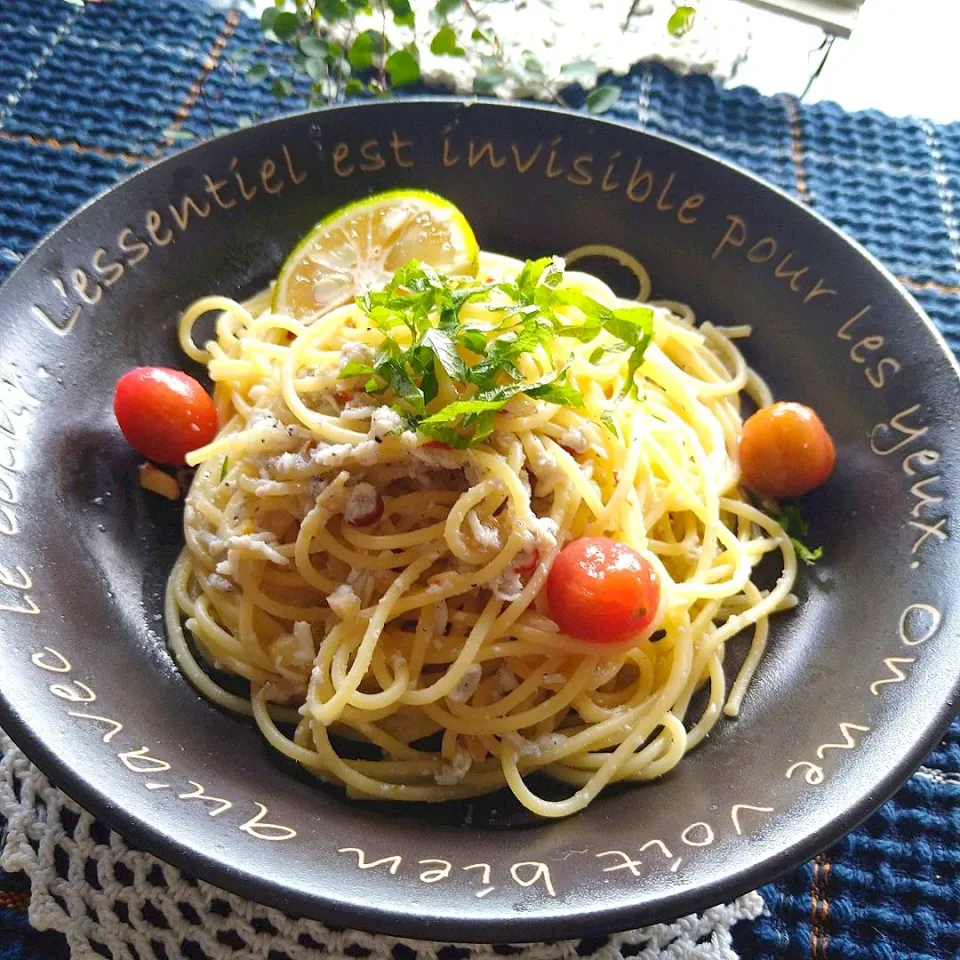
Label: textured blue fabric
xmin=0 ymin=2 xmax=958 ymax=958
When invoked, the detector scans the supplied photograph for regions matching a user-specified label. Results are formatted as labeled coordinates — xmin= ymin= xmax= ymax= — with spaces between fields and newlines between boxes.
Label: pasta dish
xmin=111 ymin=191 xmax=833 ymax=818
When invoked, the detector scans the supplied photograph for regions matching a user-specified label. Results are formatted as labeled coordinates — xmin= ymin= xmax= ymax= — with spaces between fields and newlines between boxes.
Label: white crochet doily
xmin=0 ymin=729 xmax=764 ymax=960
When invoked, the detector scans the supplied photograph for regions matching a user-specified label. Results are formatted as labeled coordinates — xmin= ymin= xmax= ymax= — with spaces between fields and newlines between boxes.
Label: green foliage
xmin=348 ymin=32 xmax=376 ymax=70
xmin=599 ymin=410 xmax=620 ymax=439
xmin=667 ymin=5 xmax=697 ymax=38
xmin=244 ymin=63 xmax=269 ymax=85
xmin=339 ymin=257 xmax=655 ymax=447
xmin=385 ymin=49 xmax=421 ymax=85
xmin=213 ymin=2 xmax=697 ymax=126
xmin=271 ymin=11 xmax=301 ymax=40
xmin=560 ymin=60 xmax=595 ymax=82
xmin=585 ymin=84 xmax=619 ymax=114
xmin=387 ymin=0 xmax=415 ymax=26
xmin=271 ymin=76 xmax=294 ymax=97
xmin=430 ymin=25 xmax=464 ymax=56
xmin=779 ymin=503 xmax=824 ymax=565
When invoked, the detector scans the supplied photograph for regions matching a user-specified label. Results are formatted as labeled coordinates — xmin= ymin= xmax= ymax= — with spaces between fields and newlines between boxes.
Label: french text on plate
xmin=29 ymin=646 xmax=296 ymax=841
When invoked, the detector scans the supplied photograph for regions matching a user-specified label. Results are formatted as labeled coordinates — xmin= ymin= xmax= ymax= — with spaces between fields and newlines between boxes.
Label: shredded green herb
xmin=339 ymin=257 xmax=653 ymax=447
xmin=779 ymin=503 xmax=823 ymax=565
xmin=219 ymin=457 xmax=229 ymax=482
xmin=599 ymin=410 xmax=620 ymax=439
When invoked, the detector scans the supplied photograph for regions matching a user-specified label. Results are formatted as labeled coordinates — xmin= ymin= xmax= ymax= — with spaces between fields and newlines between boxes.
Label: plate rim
xmin=1 ymin=97 xmax=959 ymax=942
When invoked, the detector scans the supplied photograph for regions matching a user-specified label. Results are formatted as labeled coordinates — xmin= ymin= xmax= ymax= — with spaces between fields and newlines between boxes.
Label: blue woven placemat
xmin=0 ymin=1 xmax=958 ymax=958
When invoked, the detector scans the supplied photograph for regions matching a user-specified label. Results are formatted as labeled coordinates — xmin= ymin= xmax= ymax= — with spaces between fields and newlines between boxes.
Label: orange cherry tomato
xmin=739 ymin=402 xmax=835 ymax=498
xmin=546 ymin=537 xmax=660 ymax=645
xmin=114 ymin=367 xmax=218 ymax=465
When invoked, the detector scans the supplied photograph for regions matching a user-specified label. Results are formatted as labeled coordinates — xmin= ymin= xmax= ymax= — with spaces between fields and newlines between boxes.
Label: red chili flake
xmin=345 ymin=491 xmax=384 ymax=527
xmin=513 ymin=548 xmax=540 ymax=574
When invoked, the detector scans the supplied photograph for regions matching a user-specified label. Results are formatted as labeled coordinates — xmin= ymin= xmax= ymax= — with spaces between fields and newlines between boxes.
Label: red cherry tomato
xmin=114 ymin=367 xmax=218 ymax=465
xmin=739 ymin=402 xmax=835 ymax=498
xmin=546 ymin=537 xmax=660 ymax=644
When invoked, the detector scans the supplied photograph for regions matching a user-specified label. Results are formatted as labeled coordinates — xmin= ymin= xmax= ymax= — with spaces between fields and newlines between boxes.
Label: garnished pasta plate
xmin=0 ymin=101 xmax=957 ymax=942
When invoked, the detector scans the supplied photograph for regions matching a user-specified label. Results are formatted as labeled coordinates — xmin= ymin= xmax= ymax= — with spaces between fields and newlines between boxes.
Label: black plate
xmin=0 ymin=100 xmax=957 ymax=942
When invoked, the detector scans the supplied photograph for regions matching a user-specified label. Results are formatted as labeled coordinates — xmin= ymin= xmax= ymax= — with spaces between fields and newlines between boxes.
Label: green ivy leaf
xmin=348 ymin=32 xmax=375 ymax=69
xmin=667 ymin=5 xmax=696 ymax=38
xmin=245 ymin=63 xmax=269 ymax=84
xmin=385 ymin=49 xmax=420 ymax=86
xmin=387 ymin=0 xmax=415 ymax=26
xmin=560 ymin=59 xmax=595 ymax=81
xmin=473 ymin=68 xmax=504 ymax=94
xmin=522 ymin=54 xmax=545 ymax=77
xmin=430 ymin=25 xmax=465 ymax=56
xmin=436 ymin=0 xmax=462 ymax=16
xmin=471 ymin=26 xmax=493 ymax=43
xmin=260 ymin=7 xmax=280 ymax=32
xmin=344 ymin=77 xmax=365 ymax=96
xmin=271 ymin=11 xmax=301 ymax=40
xmin=272 ymin=77 xmax=294 ymax=98
xmin=316 ymin=0 xmax=351 ymax=20
xmin=305 ymin=57 xmax=326 ymax=81
xmin=298 ymin=35 xmax=328 ymax=58
xmin=585 ymin=84 xmax=620 ymax=114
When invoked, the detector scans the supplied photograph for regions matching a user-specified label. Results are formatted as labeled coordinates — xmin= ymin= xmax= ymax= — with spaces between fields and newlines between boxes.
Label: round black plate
xmin=0 ymin=100 xmax=957 ymax=942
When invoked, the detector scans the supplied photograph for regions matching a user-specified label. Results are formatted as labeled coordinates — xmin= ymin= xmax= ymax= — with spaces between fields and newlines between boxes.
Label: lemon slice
xmin=272 ymin=189 xmax=480 ymax=321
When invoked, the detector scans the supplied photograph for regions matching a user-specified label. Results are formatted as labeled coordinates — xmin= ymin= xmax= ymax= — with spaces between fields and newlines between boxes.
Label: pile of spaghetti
xmin=167 ymin=250 xmax=797 ymax=818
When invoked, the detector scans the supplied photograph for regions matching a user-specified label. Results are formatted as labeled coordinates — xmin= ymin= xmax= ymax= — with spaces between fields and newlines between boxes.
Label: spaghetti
xmin=166 ymin=250 xmax=797 ymax=818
